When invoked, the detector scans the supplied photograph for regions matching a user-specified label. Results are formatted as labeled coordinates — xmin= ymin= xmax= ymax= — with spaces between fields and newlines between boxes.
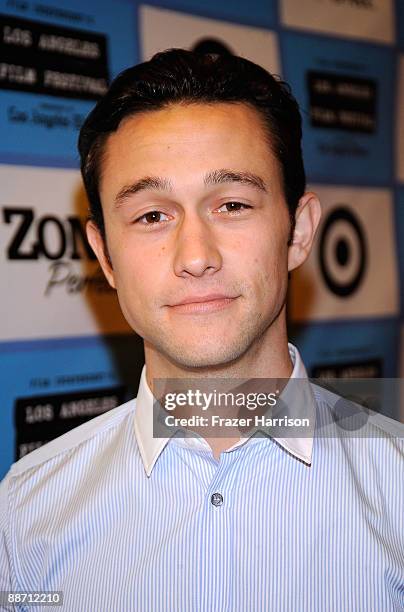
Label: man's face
xmin=92 ymin=102 xmax=297 ymax=368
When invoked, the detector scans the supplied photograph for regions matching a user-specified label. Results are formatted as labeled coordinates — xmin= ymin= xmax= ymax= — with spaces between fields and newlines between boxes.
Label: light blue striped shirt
xmin=0 ymin=344 xmax=403 ymax=611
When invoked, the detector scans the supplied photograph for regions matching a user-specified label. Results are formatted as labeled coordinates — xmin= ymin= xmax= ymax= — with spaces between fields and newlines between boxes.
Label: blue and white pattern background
xmin=0 ymin=0 xmax=403 ymax=479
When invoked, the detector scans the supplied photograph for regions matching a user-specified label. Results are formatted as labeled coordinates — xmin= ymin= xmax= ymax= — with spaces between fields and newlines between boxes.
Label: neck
xmin=143 ymin=308 xmax=294 ymax=460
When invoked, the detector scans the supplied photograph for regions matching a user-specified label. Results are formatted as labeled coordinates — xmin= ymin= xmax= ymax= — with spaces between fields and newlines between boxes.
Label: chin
xmin=163 ymin=342 xmax=249 ymax=371
xmin=145 ymin=311 xmax=269 ymax=370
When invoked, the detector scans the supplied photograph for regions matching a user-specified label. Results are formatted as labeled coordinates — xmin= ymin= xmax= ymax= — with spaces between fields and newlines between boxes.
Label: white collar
xmin=134 ymin=343 xmax=316 ymax=477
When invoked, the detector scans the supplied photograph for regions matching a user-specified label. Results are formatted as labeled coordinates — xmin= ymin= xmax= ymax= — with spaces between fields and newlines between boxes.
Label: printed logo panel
xmin=289 ymin=186 xmax=399 ymax=321
xmin=311 ymin=359 xmax=382 ymax=378
xmin=291 ymin=318 xmax=402 ymax=420
xmin=0 ymin=164 xmax=131 ymax=341
xmin=0 ymin=334 xmax=144 ymax=480
xmin=280 ymin=0 xmax=394 ymax=44
xmin=14 ymin=386 xmax=126 ymax=459
xmin=307 ymin=71 xmax=376 ymax=134
xmin=0 ymin=0 xmax=137 ymax=166
xmin=139 ymin=5 xmax=280 ymax=75
xmin=0 ymin=13 xmax=109 ymax=100
xmin=281 ymin=32 xmax=394 ymax=184
xmin=289 ymin=318 xmax=400 ymax=381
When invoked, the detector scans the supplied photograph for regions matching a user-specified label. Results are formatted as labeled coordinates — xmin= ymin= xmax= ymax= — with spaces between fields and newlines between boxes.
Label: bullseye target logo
xmin=319 ymin=206 xmax=367 ymax=297
xmin=289 ymin=186 xmax=398 ymax=321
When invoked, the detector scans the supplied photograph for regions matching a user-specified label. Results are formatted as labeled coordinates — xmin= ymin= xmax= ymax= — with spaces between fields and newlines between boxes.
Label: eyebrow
xmin=204 ymin=169 xmax=268 ymax=193
xmin=114 ymin=168 xmax=268 ymax=208
xmin=114 ymin=176 xmax=173 ymax=207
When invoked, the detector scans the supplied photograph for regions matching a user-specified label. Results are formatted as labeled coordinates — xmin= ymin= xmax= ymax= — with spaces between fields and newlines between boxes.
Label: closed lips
xmin=171 ymin=294 xmax=236 ymax=306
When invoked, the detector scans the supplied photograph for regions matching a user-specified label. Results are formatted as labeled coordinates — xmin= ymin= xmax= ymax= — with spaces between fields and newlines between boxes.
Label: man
xmin=0 ymin=49 xmax=403 ymax=611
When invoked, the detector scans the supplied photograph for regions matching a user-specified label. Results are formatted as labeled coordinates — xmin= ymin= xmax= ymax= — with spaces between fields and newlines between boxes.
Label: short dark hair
xmin=78 ymin=48 xmax=306 ymax=240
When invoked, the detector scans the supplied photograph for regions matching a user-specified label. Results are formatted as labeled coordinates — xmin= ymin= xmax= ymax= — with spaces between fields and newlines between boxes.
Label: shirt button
xmin=211 ymin=492 xmax=223 ymax=507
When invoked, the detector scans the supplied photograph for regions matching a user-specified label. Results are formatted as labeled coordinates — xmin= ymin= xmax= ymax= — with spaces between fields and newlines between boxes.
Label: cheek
xmin=111 ymin=242 xmax=166 ymax=299
xmin=251 ymin=242 xmax=289 ymax=300
xmin=253 ymin=231 xmax=289 ymax=269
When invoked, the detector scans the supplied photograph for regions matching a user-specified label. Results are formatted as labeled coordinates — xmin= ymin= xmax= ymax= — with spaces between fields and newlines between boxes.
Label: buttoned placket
xmin=173 ymin=441 xmax=246 ymax=612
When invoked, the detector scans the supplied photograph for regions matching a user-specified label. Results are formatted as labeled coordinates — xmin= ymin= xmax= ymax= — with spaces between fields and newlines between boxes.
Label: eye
xmin=217 ymin=202 xmax=252 ymax=214
xmin=135 ymin=210 xmax=170 ymax=225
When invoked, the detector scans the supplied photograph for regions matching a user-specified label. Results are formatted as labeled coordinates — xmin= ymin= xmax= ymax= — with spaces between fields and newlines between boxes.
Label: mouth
xmin=168 ymin=295 xmax=239 ymax=314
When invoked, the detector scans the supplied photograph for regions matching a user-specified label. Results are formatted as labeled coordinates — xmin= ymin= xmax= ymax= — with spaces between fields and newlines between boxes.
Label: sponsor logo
xmin=307 ymin=70 xmax=377 ymax=134
xmin=15 ymin=386 xmax=127 ymax=459
xmin=0 ymin=13 xmax=109 ymax=100
xmin=2 ymin=206 xmax=110 ymax=295
xmin=311 ymin=359 xmax=382 ymax=378
xmin=3 ymin=207 xmax=95 ymax=261
xmin=319 ymin=206 xmax=367 ymax=297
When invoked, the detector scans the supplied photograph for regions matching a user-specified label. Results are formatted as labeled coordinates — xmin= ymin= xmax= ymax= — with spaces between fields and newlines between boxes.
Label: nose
xmin=173 ymin=213 xmax=222 ymax=278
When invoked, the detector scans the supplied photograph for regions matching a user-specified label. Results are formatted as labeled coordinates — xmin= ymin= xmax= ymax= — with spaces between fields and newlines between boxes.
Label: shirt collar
xmin=134 ymin=343 xmax=316 ymax=476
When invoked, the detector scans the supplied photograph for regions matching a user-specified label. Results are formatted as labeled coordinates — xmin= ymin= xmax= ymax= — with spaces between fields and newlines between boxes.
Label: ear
xmin=86 ymin=221 xmax=116 ymax=289
xmin=288 ymin=191 xmax=321 ymax=272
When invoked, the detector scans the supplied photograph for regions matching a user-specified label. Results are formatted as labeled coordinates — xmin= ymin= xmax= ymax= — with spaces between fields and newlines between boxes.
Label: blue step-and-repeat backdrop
xmin=1 ymin=0 xmax=403 ymax=478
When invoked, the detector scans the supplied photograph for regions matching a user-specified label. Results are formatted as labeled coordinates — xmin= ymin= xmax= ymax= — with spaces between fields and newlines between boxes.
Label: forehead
xmin=99 ymin=102 xmax=280 ymax=197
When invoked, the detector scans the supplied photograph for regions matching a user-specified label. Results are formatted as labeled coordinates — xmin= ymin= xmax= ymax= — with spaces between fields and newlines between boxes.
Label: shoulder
xmin=0 ymin=397 xmax=142 ymax=586
xmin=3 ymin=397 xmax=138 ymax=483
xmin=311 ymin=382 xmax=404 ymax=463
